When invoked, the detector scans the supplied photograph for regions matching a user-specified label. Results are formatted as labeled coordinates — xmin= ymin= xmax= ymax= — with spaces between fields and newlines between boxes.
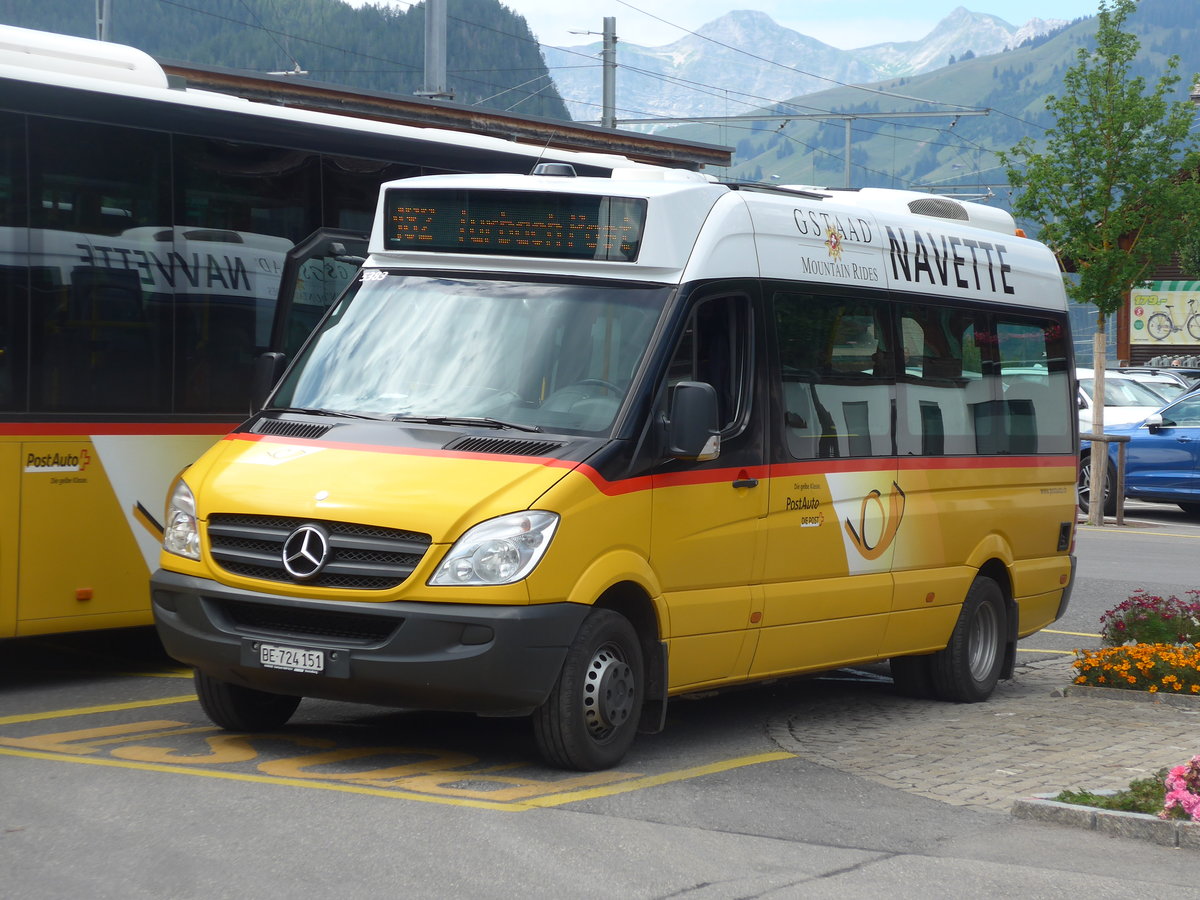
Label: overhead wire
xmin=153 ymin=0 xmax=1047 ymax=176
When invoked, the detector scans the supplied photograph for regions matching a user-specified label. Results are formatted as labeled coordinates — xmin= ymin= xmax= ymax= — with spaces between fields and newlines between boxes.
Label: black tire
xmin=890 ymin=654 xmax=935 ymax=699
xmin=1077 ymin=453 xmax=1117 ymax=516
xmin=1179 ymin=502 xmax=1200 ymax=517
xmin=194 ymin=669 xmax=301 ymax=731
xmin=929 ymin=577 xmax=1007 ymax=703
xmin=532 ymin=609 xmax=643 ymax=771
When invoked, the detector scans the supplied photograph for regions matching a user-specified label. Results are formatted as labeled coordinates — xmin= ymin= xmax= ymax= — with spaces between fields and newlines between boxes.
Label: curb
xmin=1061 ymin=684 xmax=1200 ymax=711
xmin=1012 ymin=795 xmax=1200 ymax=849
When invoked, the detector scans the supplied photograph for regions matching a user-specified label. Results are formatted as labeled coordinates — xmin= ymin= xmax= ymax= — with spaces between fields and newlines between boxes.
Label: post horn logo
xmin=843 ymin=481 xmax=906 ymax=561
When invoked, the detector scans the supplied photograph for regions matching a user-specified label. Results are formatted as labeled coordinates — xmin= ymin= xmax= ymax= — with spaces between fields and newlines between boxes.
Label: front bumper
xmin=151 ymin=569 xmax=590 ymax=716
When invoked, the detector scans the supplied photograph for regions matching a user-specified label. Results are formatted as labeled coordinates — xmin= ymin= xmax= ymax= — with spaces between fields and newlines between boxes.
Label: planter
xmin=1013 ymin=794 xmax=1200 ymax=849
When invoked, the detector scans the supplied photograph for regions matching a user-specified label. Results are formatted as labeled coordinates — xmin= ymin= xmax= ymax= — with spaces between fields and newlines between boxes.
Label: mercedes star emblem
xmin=281 ymin=524 xmax=330 ymax=580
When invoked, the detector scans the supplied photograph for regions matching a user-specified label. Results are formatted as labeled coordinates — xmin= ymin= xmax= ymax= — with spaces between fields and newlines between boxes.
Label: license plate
xmin=258 ymin=643 xmax=324 ymax=674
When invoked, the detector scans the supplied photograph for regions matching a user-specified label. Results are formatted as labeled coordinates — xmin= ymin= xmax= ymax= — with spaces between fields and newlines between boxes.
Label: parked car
xmin=1111 ymin=370 xmax=1189 ymax=402
xmin=1078 ymin=390 xmax=1200 ymax=516
xmin=1111 ymin=365 xmax=1200 ymax=389
xmin=1076 ymin=367 xmax=1169 ymax=435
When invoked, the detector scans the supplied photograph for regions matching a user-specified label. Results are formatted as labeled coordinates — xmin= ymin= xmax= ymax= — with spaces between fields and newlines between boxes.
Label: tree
xmin=999 ymin=0 xmax=1200 ymax=526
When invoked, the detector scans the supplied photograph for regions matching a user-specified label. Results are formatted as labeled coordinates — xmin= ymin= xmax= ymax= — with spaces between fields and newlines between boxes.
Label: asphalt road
xmin=3 ymin=507 xmax=1200 ymax=898
xmin=1018 ymin=499 xmax=1200 ymax=661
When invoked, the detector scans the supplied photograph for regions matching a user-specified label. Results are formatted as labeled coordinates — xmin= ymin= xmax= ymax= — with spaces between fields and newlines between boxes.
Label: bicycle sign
xmin=1130 ymin=286 xmax=1200 ymax=346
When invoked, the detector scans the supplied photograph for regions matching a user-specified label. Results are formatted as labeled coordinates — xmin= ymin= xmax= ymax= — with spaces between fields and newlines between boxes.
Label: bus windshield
xmin=272 ymin=273 xmax=670 ymax=434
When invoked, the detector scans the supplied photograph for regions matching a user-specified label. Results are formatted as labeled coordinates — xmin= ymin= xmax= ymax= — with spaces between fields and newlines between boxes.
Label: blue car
xmin=1079 ymin=390 xmax=1200 ymax=516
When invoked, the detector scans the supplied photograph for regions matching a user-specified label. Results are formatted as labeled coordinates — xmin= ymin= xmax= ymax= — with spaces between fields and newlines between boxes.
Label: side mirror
xmin=666 ymin=381 xmax=720 ymax=461
xmin=1146 ymin=412 xmax=1165 ymax=434
xmin=252 ymin=352 xmax=288 ymax=413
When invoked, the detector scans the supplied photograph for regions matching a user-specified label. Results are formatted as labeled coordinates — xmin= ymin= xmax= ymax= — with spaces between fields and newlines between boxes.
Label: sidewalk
xmin=768 ymin=658 xmax=1200 ymax=811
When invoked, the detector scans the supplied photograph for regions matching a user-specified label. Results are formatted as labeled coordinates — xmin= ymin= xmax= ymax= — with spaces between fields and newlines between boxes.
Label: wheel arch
xmin=593 ymin=580 xmax=668 ymax=734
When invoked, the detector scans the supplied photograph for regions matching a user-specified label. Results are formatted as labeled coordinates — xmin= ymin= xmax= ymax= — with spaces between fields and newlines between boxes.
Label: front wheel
xmin=532 ymin=609 xmax=643 ymax=771
xmin=929 ymin=577 xmax=1007 ymax=703
xmin=194 ymin=669 xmax=301 ymax=731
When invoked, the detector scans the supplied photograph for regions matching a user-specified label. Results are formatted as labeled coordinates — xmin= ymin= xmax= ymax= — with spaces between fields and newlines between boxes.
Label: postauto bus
xmin=151 ymin=167 xmax=1078 ymax=770
xmin=0 ymin=23 xmax=651 ymax=639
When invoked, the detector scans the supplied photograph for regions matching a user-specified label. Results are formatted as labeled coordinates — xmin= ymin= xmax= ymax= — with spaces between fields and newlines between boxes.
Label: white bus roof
xmin=365 ymin=169 xmax=1068 ymax=312
xmin=0 ymin=23 xmax=647 ymax=175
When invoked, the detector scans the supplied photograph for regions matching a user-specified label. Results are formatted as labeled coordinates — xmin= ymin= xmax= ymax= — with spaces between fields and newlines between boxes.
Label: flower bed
xmin=1060 ymin=590 xmax=1200 ymax=824
xmin=1072 ymin=643 xmax=1200 ymax=693
xmin=1098 ymin=589 xmax=1200 ymax=645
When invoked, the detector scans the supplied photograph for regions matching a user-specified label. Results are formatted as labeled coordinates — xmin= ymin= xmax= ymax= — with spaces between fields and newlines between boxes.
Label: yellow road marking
xmin=526 ymin=752 xmax=795 ymax=807
xmin=119 ymin=669 xmax=193 ymax=679
xmin=1079 ymin=527 xmax=1200 ymax=539
xmin=1041 ymin=629 xmax=1100 ymax=638
xmin=0 ymin=746 xmax=525 ymax=810
xmin=1016 ymin=648 xmax=1075 ymax=655
xmin=0 ymin=695 xmax=196 ymax=726
xmin=0 ymin=745 xmax=795 ymax=812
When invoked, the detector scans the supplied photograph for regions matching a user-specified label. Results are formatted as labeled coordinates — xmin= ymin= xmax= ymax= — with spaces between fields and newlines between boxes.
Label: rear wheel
xmin=194 ymin=669 xmax=301 ymax=731
xmin=1077 ymin=454 xmax=1117 ymax=516
xmin=533 ymin=609 xmax=643 ymax=771
xmin=930 ymin=577 xmax=1007 ymax=703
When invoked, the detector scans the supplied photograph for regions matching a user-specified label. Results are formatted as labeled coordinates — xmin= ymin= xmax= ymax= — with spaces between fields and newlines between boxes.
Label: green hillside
xmin=661 ymin=0 xmax=1198 ymax=206
xmin=0 ymin=0 xmax=570 ymax=119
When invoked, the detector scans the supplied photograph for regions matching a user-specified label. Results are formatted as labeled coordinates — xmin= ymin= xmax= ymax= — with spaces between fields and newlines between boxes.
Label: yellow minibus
xmin=152 ymin=167 xmax=1077 ymax=770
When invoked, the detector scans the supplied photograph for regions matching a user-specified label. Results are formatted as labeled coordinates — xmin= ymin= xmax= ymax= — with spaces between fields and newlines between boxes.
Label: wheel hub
xmin=582 ymin=644 xmax=635 ymax=738
xmin=967 ymin=601 xmax=1000 ymax=681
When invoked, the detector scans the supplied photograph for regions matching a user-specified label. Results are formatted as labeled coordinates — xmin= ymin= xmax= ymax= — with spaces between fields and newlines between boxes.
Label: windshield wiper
xmin=273 ymin=406 xmax=392 ymax=421
xmin=391 ymin=415 xmax=542 ymax=433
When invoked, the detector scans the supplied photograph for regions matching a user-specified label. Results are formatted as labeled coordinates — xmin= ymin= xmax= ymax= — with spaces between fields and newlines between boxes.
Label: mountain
xmin=657 ymin=0 xmax=1200 ymax=200
xmin=545 ymin=11 xmax=878 ymax=123
xmin=0 ymin=0 xmax=571 ymax=120
xmin=543 ymin=6 xmax=1068 ymax=125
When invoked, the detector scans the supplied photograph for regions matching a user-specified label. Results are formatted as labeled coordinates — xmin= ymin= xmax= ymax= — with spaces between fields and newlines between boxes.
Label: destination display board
xmin=384 ymin=189 xmax=647 ymax=261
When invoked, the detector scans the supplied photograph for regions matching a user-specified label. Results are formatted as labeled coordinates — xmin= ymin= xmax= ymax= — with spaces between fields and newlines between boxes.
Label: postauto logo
xmin=24 ymin=448 xmax=92 ymax=474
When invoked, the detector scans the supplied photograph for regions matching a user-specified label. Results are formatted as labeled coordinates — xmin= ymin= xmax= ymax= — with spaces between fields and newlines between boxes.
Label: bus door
xmin=650 ymin=290 xmax=768 ymax=689
xmin=270 ymin=228 xmax=368 ymax=359
xmin=753 ymin=290 xmax=898 ymax=677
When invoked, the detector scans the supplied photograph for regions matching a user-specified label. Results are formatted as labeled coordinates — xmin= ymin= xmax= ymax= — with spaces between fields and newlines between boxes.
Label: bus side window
xmin=996 ymin=318 xmax=1072 ymax=454
xmin=667 ymin=295 xmax=751 ymax=435
xmin=896 ymin=305 xmax=986 ymax=456
xmin=774 ymin=292 xmax=893 ymax=460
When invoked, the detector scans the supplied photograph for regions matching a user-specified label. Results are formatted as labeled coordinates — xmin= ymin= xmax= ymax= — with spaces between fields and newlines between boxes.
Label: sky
xmin=500 ymin=1 xmax=1105 ymax=50
xmin=342 ymin=1 xmax=1104 ymax=51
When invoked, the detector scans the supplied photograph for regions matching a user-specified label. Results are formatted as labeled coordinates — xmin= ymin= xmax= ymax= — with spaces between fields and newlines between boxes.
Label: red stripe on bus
xmin=225 ymin=434 xmax=1075 ymax=498
xmin=0 ymin=422 xmax=239 ymax=436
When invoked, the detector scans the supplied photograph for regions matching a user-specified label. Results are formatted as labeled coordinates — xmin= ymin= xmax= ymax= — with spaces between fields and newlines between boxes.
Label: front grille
xmin=207 ymin=514 xmax=431 ymax=590
xmin=218 ymin=599 xmax=398 ymax=643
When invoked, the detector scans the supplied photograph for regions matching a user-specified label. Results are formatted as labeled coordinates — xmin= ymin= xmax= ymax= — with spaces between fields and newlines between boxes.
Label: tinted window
xmin=896 ymin=304 xmax=987 ymax=456
xmin=0 ymin=111 xmax=27 ymax=411
xmin=775 ymin=292 xmax=893 ymax=459
xmin=667 ymin=295 xmax=753 ymax=435
xmin=26 ymin=119 xmax=172 ymax=413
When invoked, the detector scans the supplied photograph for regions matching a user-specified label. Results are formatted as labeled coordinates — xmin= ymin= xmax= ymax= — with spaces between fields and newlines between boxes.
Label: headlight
xmin=431 ymin=511 xmax=559 ymax=586
xmin=163 ymin=478 xmax=200 ymax=560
